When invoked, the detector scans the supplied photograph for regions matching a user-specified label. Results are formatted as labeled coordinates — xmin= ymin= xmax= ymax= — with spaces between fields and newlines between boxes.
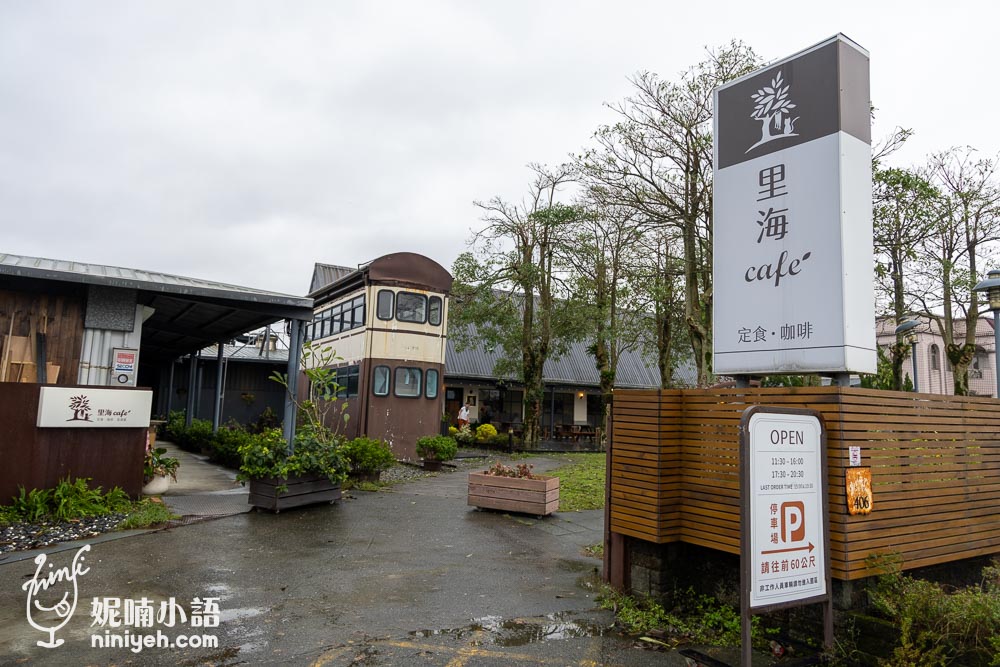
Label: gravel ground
xmin=377 ymin=450 xmax=494 ymax=485
xmin=0 ymin=513 xmax=128 ymax=555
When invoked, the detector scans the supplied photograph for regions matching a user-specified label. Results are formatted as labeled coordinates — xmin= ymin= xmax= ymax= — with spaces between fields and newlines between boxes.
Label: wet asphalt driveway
xmin=0 ymin=457 xmax=729 ymax=666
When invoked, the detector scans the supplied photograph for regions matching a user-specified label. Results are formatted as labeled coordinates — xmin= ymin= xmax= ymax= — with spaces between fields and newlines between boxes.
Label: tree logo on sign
xmin=67 ymin=395 xmax=92 ymax=422
xmin=746 ymin=70 xmax=799 ymax=153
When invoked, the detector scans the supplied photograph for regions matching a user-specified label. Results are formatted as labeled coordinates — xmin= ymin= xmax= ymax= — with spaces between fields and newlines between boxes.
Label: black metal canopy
xmin=0 ymin=253 xmax=314 ymax=364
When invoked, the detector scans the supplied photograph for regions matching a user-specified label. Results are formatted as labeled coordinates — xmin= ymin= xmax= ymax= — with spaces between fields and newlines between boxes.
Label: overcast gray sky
xmin=1 ymin=1 xmax=994 ymax=296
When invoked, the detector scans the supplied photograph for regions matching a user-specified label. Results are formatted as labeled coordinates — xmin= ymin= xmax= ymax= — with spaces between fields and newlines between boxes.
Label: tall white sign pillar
xmin=713 ymin=34 xmax=875 ymax=377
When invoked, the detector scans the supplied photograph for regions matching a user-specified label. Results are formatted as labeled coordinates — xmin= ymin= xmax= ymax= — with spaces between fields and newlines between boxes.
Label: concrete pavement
xmin=0 ymin=447 xmax=756 ymax=666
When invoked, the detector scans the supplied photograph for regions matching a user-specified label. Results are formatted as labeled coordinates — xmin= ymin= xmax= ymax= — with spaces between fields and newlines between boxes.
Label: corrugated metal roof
xmin=0 ymin=252 xmax=314 ymax=362
xmin=445 ymin=323 xmax=666 ymax=389
xmin=198 ymin=344 xmax=289 ymax=363
xmin=0 ymin=253 xmax=311 ymax=307
xmin=309 ymin=263 xmax=356 ymax=294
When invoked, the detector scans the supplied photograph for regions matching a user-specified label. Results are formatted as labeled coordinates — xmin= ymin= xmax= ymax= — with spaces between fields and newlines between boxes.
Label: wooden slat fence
xmin=610 ymin=387 xmax=1000 ymax=581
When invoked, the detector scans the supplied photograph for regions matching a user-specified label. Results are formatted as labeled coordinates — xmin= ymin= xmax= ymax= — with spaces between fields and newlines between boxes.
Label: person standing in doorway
xmin=457 ymin=402 xmax=470 ymax=428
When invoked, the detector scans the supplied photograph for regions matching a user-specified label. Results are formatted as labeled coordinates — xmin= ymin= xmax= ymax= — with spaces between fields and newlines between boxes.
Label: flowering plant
xmin=484 ymin=461 xmax=537 ymax=479
xmin=453 ymin=424 xmax=475 ymax=446
xmin=144 ymin=442 xmax=180 ymax=483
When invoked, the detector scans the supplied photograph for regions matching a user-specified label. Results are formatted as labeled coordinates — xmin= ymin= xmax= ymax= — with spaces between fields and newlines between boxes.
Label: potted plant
xmin=415 ymin=435 xmax=457 ymax=471
xmin=142 ymin=442 xmax=180 ymax=495
xmin=342 ymin=436 xmax=395 ymax=483
xmin=468 ymin=461 xmax=559 ymax=517
xmin=237 ymin=426 xmax=347 ymax=511
xmin=238 ymin=342 xmax=350 ymax=512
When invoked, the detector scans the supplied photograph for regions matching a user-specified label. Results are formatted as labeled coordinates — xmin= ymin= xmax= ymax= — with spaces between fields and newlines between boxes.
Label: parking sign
xmin=741 ymin=407 xmax=829 ymax=610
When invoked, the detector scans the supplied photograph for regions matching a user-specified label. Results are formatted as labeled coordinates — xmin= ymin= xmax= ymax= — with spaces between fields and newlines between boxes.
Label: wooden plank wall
xmin=0 ymin=383 xmax=146 ymax=501
xmin=0 ymin=289 xmax=84 ymax=386
xmin=610 ymin=387 xmax=1000 ymax=581
xmin=609 ymin=390 xmax=679 ymax=542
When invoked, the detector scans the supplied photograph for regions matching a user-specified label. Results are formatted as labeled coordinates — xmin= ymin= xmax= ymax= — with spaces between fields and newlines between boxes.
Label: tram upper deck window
xmin=377 ymin=290 xmax=394 ymax=320
xmin=396 ymin=292 xmax=427 ymax=323
xmin=428 ymin=296 xmax=442 ymax=326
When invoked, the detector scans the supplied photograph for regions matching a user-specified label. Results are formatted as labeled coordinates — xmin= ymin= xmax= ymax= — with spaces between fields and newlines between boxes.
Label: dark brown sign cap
xmin=716 ymin=35 xmax=870 ymax=169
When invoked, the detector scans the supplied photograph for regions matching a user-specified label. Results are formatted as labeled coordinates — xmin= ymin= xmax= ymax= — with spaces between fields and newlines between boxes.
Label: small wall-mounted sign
xmin=849 ymin=446 xmax=862 ymax=466
xmin=846 ymin=467 xmax=873 ymax=516
xmin=37 ymin=387 xmax=152 ymax=428
xmin=111 ymin=347 xmax=139 ymax=386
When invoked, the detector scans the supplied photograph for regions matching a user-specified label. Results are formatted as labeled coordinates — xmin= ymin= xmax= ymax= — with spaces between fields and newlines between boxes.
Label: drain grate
xmin=163 ymin=492 xmax=251 ymax=520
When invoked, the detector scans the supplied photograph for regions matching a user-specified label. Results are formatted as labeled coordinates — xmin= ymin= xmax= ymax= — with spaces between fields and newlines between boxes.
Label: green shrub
xmin=254 ymin=406 xmax=279 ymax=433
xmin=12 ymin=486 xmax=52 ymax=523
xmin=0 ymin=505 xmax=19 ymax=525
xmin=598 ymin=586 xmax=769 ymax=647
xmin=184 ymin=419 xmax=214 ymax=451
xmin=9 ymin=478 xmax=132 ymax=523
xmin=210 ymin=423 xmax=252 ymax=467
xmin=237 ymin=427 xmax=348 ymax=485
xmin=51 ymin=477 xmax=107 ymax=521
xmin=164 ymin=410 xmax=187 ymax=443
xmin=483 ymin=433 xmax=513 ymax=448
xmin=164 ymin=412 xmax=214 ymax=453
xmin=475 ymin=423 xmax=498 ymax=440
xmin=415 ymin=435 xmax=457 ymax=462
xmin=342 ymin=437 xmax=395 ymax=473
xmin=117 ymin=498 xmax=177 ymax=529
xmin=868 ymin=554 xmax=1000 ymax=666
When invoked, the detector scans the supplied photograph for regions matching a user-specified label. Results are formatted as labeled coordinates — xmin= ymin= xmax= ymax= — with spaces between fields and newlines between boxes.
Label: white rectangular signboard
xmin=743 ymin=408 xmax=827 ymax=609
xmin=37 ymin=387 xmax=152 ymax=428
xmin=713 ymin=34 xmax=876 ymax=375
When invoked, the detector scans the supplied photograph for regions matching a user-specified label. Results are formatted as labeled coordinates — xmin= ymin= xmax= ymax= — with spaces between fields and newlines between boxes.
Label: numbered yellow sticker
xmin=846 ymin=467 xmax=873 ymax=516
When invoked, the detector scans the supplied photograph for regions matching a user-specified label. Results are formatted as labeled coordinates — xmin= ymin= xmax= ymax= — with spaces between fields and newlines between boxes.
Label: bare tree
xmin=912 ymin=147 xmax=1000 ymax=394
xmin=872 ymin=165 xmax=940 ymax=389
xmin=450 ymin=164 xmax=582 ymax=446
xmin=559 ymin=196 xmax=652 ymax=442
xmin=575 ymin=42 xmax=760 ymax=385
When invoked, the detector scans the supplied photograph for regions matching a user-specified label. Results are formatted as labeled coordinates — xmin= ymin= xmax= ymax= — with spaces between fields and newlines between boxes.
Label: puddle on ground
xmin=409 ymin=612 xmax=608 ymax=647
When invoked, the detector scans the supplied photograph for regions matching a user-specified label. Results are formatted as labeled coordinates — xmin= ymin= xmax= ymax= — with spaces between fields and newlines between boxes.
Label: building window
xmin=352 ymin=296 xmax=365 ymax=328
xmin=377 ymin=290 xmax=394 ymax=320
xmin=396 ymin=292 xmax=427 ymax=323
xmin=394 ymin=367 xmax=422 ymax=397
xmin=373 ymin=366 xmax=390 ymax=396
xmin=426 ymin=369 xmax=439 ymax=399
xmin=330 ymin=304 xmax=342 ymax=335
xmin=501 ymin=389 xmax=523 ymax=423
xmin=428 ymin=296 xmax=442 ymax=326
xmin=930 ymin=344 xmax=940 ymax=371
xmin=314 ymin=295 xmax=366 ymax=338
xmin=335 ymin=365 xmax=359 ymax=398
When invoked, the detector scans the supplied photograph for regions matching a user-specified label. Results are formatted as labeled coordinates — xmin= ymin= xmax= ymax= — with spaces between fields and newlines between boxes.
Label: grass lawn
xmin=545 ymin=452 xmax=606 ymax=512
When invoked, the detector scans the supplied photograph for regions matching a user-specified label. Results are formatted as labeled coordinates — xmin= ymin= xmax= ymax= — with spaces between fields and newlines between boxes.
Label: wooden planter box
xmin=248 ymin=473 xmax=341 ymax=512
xmin=468 ymin=471 xmax=559 ymax=516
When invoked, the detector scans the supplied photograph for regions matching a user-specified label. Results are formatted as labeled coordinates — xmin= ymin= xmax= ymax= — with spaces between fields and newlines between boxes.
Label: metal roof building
xmin=0 ymin=253 xmax=313 ymax=364
xmin=445 ymin=322 xmax=683 ymax=389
